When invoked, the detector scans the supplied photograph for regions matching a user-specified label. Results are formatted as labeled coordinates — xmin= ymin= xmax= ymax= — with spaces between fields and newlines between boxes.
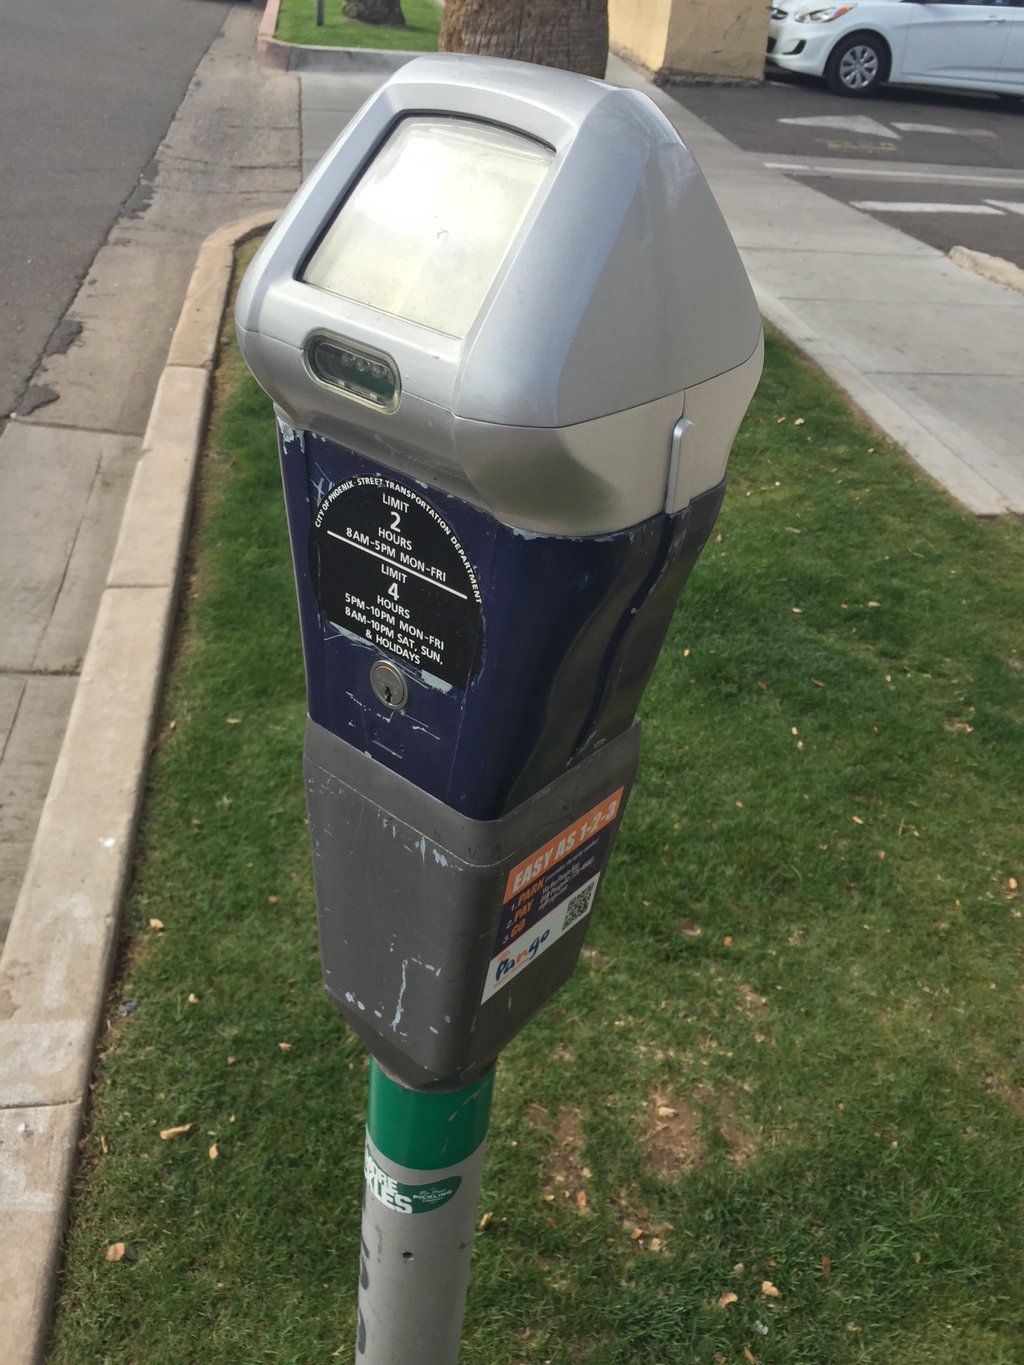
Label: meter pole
xmin=357 ymin=1060 xmax=495 ymax=1363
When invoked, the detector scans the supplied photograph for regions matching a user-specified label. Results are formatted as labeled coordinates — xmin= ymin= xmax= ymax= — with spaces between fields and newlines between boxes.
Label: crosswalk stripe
xmin=850 ymin=201 xmax=1004 ymax=215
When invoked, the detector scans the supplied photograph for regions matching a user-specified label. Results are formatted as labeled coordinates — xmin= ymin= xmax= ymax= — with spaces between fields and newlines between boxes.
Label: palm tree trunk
xmin=439 ymin=0 xmax=608 ymax=78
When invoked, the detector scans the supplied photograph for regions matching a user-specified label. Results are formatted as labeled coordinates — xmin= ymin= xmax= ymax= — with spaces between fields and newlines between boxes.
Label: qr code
xmin=561 ymin=881 xmax=597 ymax=932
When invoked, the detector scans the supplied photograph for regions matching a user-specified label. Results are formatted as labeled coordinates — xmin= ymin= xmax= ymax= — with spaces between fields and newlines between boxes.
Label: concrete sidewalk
xmin=0 ymin=6 xmax=300 ymax=948
xmin=1 ymin=30 xmax=1022 ymax=1365
xmin=621 ymin=57 xmax=1024 ymax=519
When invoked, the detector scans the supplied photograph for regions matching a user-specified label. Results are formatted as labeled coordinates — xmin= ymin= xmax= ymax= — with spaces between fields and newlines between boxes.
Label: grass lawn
xmin=275 ymin=0 xmax=441 ymax=50
xmin=48 ymin=249 xmax=1024 ymax=1363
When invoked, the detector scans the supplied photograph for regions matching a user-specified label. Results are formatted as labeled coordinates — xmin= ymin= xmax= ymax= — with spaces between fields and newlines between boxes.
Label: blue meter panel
xmin=278 ymin=425 xmax=723 ymax=821
xmin=309 ymin=474 xmax=483 ymax=691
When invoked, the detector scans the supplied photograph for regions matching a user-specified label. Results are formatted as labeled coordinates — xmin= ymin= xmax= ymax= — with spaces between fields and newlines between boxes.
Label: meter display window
xmin=301 ymin=117 xmax=552 ymax=340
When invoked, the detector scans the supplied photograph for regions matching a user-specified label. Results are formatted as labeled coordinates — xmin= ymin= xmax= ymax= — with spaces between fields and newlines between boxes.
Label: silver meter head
xmin=236 ymin=54 xmax=762 ymax=535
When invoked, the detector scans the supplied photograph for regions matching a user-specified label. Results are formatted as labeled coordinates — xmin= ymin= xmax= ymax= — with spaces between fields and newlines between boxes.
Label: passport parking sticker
xmin=481 ymin=789 xmax=624 ymax=1003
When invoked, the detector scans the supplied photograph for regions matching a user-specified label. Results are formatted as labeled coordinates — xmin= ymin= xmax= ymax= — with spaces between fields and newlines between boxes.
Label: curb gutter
xmin=0 ymin=211 xmax=277 ymax=1365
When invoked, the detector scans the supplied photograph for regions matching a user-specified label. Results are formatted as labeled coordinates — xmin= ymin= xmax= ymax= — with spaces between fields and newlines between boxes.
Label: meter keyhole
xmin=370 ymin=660 xmax=408 ymax=711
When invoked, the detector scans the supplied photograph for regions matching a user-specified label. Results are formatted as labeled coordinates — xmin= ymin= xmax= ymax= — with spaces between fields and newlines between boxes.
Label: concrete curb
xmin=256 ymin=0 xmax=415 ymax=75
xmin=0 ymin=210 xmax=277 ymax=1365
xmin=752 ymin=283 xmax=1014 ymax=518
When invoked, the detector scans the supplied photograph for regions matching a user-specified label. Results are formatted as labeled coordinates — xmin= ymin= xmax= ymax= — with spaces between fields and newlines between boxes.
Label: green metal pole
xmin=357 ymin=1060 xmax=495 ymax=1363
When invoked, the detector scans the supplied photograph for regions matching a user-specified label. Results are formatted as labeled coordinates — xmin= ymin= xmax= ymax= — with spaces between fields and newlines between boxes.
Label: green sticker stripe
xmin=367 ymin=1062 xmax=494 ymax=1172
xmin=364 ymin=1144 xmax=461 ymax=1214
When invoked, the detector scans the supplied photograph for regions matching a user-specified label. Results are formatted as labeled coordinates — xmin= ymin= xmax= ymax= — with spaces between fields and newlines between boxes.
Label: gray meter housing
xmin=237 ymin=55 xmax=762 ymax=1090
xmin=237 ymin=54 xmax=762 ymax=537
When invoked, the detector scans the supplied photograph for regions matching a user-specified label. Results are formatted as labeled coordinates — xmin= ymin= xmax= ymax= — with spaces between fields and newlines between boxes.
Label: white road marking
xmin=851 ymin=200 xmax=1004 ymax=214
xmin=891 ymin=122 xmax=995 ymax=138
xmin=986 ymin=199 xmax=1024 ymax=216
xmin=779 ymin=114 xmax=899 ymax=138
xmin=764 ymin=161 xmax=1024 ymax=189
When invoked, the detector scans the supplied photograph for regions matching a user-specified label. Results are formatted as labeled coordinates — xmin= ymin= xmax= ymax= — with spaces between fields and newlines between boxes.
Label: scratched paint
xmin=390 ymin=960 xmax=409 ymax=1031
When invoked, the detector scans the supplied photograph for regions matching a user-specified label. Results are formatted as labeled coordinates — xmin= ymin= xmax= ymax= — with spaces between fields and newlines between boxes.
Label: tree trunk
xmin=343 ymin=0 xmax=406 ymax=27
xmin=439 ymin=0 xmax=608 ymax=78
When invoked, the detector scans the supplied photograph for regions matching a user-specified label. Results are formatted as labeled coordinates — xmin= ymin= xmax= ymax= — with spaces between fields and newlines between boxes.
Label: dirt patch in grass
xmin=642 ymin=1086 xmax=758 ymax=1179
xmin=527 ymin=1104 xmax=591 ymax=1213
xmin=707 ymin=1087 xmax=760 ymax=1167
xmin=984 ymin=1073 xmax=1024 ymax=1115
xmin=642 ymin=1091 xmax=705 ymax=1178
xmin=736 ymin=983 xmax=768 ymax=1018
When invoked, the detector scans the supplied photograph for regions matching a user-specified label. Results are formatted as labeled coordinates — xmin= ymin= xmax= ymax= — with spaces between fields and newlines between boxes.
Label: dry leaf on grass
xmin=822 ymin=1255 xmax=832 ymax=1279
xmin=148 ymin=918 xmax=164 ymax=931
xmin=717 ymin=1291 xmax=739 ymax=1309
xmin=159 ymin=1123 xmax=196 ymax=1141
xmin=479 ymin=1211 xmax=492 ymax=1230
xmin=105 ymin=1242 xmax=127 ymax=1263
xmin=743 ymin=1347 xmax=759 ymax=1364
xmin=208 ymin=1144 xmax=219 ymax=1160
xmin=761 ymin=1280 xmax=781 ymax=1298
xmin=278 ymin=1042 xmax=293 ymax=1052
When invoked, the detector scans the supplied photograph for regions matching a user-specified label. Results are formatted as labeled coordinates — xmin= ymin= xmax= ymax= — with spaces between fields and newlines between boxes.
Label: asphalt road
xmin=0 ymin=0 xmax=231 ymax=420
xmin=671 ymin=71 xmax=1024 ymax=269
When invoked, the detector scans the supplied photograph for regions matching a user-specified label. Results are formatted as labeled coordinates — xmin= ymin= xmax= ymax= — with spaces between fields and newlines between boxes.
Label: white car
xmin=767 ymin=0 xmax=1024 ymax=97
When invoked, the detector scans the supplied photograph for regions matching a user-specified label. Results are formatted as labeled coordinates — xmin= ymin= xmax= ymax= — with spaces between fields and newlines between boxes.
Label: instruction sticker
xmin=310 ymin=476 xmax=483 ymax=689
xmin=481 ymin=789 xmax=624 ymax=1004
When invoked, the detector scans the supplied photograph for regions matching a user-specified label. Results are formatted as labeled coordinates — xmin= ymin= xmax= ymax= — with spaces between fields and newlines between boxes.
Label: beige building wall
xmin=609 ymin=0 xmax=768 ymax=83
xmin=607 ymin=0 xmax=673 ymax=74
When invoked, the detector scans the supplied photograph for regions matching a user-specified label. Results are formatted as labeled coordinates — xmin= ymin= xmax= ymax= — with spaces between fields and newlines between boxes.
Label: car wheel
xmin=825 ymin=33 xmax=887 ymax=97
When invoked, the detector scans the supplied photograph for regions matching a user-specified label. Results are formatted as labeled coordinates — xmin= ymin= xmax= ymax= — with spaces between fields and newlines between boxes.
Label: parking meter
xmin=237 ymin=52 xmax=761 ymax=1364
